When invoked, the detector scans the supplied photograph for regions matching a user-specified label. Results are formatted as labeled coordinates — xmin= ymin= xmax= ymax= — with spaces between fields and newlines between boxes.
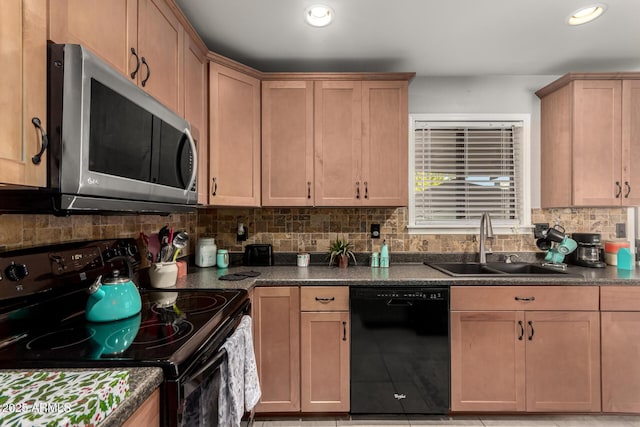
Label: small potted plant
xmin=328 ymin=237 xmax=357 ymax=268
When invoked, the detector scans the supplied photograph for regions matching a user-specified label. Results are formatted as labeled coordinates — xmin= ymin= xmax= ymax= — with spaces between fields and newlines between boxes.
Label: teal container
xmin=617 ymin=247 xmax=634 ymax=270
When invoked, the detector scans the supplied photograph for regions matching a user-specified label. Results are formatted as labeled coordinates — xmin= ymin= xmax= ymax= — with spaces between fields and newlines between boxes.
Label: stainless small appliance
xmin=0 ymin=44 xmax=197 ymax=215
xmin=569 ymin=232 xmax=607 ymax=268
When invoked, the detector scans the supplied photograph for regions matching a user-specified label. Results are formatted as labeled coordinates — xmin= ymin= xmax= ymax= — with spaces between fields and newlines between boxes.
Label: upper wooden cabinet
xmin=536 ymin=73 xmax=640 ymax=207
xmin=209 ymin=62 xmax=261 ymax=207
xmin=49 ymin=0 xmax=184 ymax=114
xmin=261 ymin=75 xmax=411 ymax=207
xmin=183 ymin=35 xmax=208 ymax=204
xmin=0 ymin=0 xmax=47 ymax=187
xmin=262 ymin=81 xmax=314 ymax=206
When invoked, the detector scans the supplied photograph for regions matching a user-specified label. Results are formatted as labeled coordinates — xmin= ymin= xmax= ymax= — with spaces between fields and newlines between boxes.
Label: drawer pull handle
xmin=31 ymin=117 xmax=48 ymax=165
xmin=615 ymin=181 xmax=622 ymax=198
xmin=518 ymin=320 xmax=524 ymax=341
xmin=528 ymin=320 xmax=535 ymax=341
xmin=514 ymin=296 xmax=535 ymax=302
xmin=342 ymin=321 xmax=347 ymax=341
xmin=307 ymin=181 xmax=311 ymax=199
xmin=356 ymin=181 xmax=360 ymax=199
xmin=625 ymin=181 xmax=631 ymax=198
xmin=315 ymin=297 xmax=335 ymax=303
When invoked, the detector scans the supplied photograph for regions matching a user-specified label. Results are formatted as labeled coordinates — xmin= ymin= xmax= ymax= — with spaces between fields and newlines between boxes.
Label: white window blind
xmin=409 ymin=115 xmax=531 ymax=233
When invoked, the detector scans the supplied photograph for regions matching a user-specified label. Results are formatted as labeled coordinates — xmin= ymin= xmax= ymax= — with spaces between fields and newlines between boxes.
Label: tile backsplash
xmin=0 ymin=213 xmax=197 ymax=253
xmin=196 ymin=206 xmax=630 ymax=255
xmin=1 ymin=206 xmax=629 ymax=254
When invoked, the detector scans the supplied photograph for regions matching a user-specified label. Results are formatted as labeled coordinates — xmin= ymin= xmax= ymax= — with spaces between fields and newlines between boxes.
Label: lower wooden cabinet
xmin=122 ymin=388 xmax=160 ymax=427
xmin=253 ymin=286 xmax=349 ymax=414
xmin=300 ymin=286 xmax=350 ymax=412
xmin=601 ymin=286 xmax=640 ymax=413
xmin=450 ymin=286 xmax=600 ymax=413
xmin=252 ymin=286 xmax=301 ymax=412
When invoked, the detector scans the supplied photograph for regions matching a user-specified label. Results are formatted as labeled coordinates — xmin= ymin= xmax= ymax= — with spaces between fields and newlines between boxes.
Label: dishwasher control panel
xmin=351 ymin=287 xmax=449 ymax=301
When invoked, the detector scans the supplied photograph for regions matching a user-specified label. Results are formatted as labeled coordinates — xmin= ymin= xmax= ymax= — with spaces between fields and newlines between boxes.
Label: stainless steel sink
xmin=426 ymin=262 xmax=582 ymax=278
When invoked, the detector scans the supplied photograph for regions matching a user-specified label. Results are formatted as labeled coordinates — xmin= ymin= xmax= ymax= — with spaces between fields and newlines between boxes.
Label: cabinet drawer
xmin=301 ymin=286 xmax=349 ymax=311
xmin=601 ymin=286 xmax=640 ymax=311
xmin=451 ymin=286 xmax=599 ymax=311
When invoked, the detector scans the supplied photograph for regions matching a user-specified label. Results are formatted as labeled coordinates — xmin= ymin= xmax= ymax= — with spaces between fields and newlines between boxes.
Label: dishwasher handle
xmin=386 ymin=299 xmax=413 ymax=306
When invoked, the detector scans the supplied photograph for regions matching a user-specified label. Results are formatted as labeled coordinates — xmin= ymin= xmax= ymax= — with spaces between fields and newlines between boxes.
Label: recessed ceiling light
xmin=567 ymin=4 xmax=607 ymax=26
xmin=305 ymin=4 xmax=334 ymax=27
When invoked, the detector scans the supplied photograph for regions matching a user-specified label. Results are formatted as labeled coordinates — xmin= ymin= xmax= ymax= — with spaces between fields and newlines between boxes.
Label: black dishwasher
xmin=350 ymin=287 xmax=449 ymax=415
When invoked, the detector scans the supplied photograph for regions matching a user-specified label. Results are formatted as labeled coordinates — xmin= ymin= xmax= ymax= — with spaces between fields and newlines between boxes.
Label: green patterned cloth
xmin=0 ymin=370 xmax=129 ymax=427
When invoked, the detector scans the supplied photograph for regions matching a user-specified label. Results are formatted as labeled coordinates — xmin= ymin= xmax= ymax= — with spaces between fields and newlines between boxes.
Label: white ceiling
xmin=175 ymin=0 xmax=640 ymax=77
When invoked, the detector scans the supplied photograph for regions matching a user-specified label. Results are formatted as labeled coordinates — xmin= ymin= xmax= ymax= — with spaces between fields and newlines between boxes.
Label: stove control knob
xmin=5 ymin=262 xmax=28 ymax=281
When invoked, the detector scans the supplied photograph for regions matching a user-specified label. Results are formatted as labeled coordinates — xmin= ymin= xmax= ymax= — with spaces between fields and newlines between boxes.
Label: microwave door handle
xmin=183 ymin=127 xmax=198 ymax=195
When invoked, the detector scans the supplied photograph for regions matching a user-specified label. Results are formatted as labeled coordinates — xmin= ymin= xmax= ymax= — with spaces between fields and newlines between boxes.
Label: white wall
xmin=408 ymin=75 xmax=560 ymax=208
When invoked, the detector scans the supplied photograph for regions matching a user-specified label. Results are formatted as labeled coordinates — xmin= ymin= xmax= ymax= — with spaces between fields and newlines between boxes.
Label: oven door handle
xmin=188 ymin=347 xmax=227 ymax=384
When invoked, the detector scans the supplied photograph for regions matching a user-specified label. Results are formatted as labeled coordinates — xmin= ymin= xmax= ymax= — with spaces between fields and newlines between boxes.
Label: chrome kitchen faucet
xmin=479 ymin=212 xmax=494 ymax=264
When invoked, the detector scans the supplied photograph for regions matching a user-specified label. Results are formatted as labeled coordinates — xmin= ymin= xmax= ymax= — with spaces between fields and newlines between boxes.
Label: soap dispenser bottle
xmin=380 ymin=239 xmax=389 ymax=268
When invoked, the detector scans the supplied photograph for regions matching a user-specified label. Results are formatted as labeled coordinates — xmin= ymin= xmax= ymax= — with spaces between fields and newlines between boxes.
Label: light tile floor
xmin=254 ymin=415 xmax=640 ymax=427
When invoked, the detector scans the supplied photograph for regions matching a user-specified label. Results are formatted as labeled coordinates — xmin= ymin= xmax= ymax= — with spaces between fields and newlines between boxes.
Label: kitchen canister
xmin=195 ymin=237 xmax=217 ymax=267
xmin=604 ymin=240 xmax=630 ymax=266
xmin=217 ymin=249 xmax=229 ymax=268
xmin=297 ymin=253 xmax=310 ymax=267
xmin=371 ymin=252 xmax=380 ymax=267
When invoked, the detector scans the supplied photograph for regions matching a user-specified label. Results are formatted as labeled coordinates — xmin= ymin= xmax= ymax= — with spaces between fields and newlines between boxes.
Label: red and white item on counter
xmin=604 ymin=240 xmax=631 ymax=266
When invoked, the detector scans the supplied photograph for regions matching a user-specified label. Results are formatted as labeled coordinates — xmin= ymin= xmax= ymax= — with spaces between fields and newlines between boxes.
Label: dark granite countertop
xmin=171 ymin=262 xmax=640 ymax=291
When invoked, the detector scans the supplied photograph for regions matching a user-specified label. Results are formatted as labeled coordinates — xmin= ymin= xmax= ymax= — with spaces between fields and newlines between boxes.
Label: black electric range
xmin=0 ymin=239 xmax=250 ymax=426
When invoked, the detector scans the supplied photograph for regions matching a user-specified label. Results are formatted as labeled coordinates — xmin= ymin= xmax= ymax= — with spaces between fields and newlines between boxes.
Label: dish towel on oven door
xmin=219 ymin=315 xmax=261 ymax=427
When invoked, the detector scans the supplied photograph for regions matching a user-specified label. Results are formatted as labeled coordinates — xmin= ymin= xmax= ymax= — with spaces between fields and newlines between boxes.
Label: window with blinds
xmin=408 ymin=114 xmax=531 ymax=233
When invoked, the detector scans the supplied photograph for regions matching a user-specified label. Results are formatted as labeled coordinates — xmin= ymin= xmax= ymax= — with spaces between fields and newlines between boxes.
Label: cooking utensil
xmin=147 ymin=233 xmax=161 ymax=263
xmin=170 ymin=231 xmax=189 ymax=261
xmin=86 ymin=257 xmax=142 ymax=322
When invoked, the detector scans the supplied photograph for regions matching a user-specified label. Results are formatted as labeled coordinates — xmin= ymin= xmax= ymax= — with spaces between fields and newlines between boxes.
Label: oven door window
xmin=88 ymin=78 xmax=153 ymax=182
xmin=180 ymin=350 xmax=225 ymax=427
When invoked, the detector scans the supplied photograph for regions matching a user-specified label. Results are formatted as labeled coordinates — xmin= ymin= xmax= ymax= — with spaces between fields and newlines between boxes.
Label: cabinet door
xmin=450 ymin=311 xmax=526 ymax=412
xmin=300 ymin=311 xmax=350 ymax=412
xmin=524 ymin=311 xmax=601 ymax=412
xmin=48 ymin=0 xmax=138 ymax=79
xmin=572 ymin=80 xmax=622 ymax=206
xmin=0 ymin=0 xmax=47 ymax=187
xmin=209 ymin=63 xmax=261 ymax=206
xmin=183 ymin=35 xmax=208 ymax=205
xmin=602 ymin=311 xmax=640 ymax=412
xmin=137 ymin=0 xmax=184 ymax=114
xmin=361 ymin=81 xmax=408 ymax=206
xmin=622 ymin=80 xmax=640 ymax=206
xmin=314 ymin=81 xmax=362 ymax=206
xmin=262 ymin=81 xmax=314 ymax=206
xmin=122 ymin=388 xmax=160 ymax=427
xmin=252 ymin=287 xmax=300 ymax=412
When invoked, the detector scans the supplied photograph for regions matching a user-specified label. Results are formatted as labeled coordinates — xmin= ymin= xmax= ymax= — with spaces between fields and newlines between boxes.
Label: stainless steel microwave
xmin=1 ymin=44 xmax=198 ymax=215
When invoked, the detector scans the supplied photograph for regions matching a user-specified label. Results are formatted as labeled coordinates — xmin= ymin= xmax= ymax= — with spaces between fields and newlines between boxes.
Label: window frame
xmin=408 ymin=113 xmax=532 ymax=235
